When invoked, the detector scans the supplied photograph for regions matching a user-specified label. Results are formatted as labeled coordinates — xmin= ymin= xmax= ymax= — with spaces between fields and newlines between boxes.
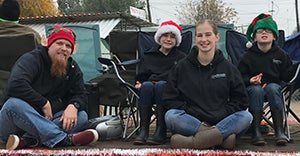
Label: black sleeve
xmin=65 ymin=61 xmax=88 ymax=111
xmin=135 ymin=57 xmax=151 ymax=83
xmin=7 ymin=53 xmax=47 ymax=108
xmin=163 ymin=65 xmax=185 ymax=110
xmin=227 ymin=66 xmax=249 ymax=113
xmin=237 ymin=58 xmax=252 ymax=87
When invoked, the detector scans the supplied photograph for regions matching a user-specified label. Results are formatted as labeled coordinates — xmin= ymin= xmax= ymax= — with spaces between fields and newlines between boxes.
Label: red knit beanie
xmin=47 ymin=25 xmax=76 ymax=53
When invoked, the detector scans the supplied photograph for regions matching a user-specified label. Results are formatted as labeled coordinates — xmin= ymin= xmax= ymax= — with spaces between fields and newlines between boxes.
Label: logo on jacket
xmin=211 ymin=73 xmax=226 ymax=79
xmin=272 ymin=59 xmax=282 ymax=65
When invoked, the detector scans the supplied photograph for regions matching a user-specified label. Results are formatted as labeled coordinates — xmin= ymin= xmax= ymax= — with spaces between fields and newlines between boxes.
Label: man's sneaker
xmin=6 ymin=135 xmax=37 ymax=150
xmin=63 ymin=129 xmax=99 ymax=146
xmin=6 ymin=135 xmax=26 ymax=150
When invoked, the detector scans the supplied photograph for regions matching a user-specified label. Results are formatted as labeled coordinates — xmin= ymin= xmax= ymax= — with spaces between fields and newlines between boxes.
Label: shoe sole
xmin=146 ymin=139 xmax=167 ymax=145
xmin=252 ymin=141 xmax=267 ymax=146
xmin=6 ymin=135 xmax=19 ymax=150
xmin=276 ymin=139 xmax=287 ymax=146
xmin=133 ymin=140 xmax=147 ymax=145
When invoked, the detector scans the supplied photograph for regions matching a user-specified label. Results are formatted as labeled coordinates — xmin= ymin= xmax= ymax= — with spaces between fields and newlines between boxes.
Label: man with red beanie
xmin=0 ymin=25 xmax=98 ymax=150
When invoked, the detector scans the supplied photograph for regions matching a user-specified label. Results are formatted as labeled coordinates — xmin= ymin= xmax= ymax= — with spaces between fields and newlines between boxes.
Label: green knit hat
xmin=246 ymin=13 xmax=278 ymax=42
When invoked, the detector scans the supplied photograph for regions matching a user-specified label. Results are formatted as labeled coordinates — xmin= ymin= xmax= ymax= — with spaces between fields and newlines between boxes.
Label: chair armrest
xmin=120 ymin=59 xmax=140 ymax=66
xmin=98 ymin=57 xmax=139 ymax=67
xmin=289 ymin=62 xmax=300 ymax=84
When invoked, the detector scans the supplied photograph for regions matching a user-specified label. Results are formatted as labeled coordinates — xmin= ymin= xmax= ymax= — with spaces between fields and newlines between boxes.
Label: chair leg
xmin=121 ymin=94 xmax=141 ymax=141
xmin=104 ymin=106 xmax=107 ymax=116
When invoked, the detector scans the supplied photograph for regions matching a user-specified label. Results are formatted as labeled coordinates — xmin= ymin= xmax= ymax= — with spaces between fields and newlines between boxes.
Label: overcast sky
xmin=148 ymin=0 xmax=298 ymax=36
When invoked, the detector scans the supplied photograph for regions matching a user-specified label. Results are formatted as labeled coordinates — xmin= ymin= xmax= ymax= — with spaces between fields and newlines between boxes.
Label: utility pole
xmin=146 ymin=0 xmax=152 ymax=23
xmin=296 ymin=0 xmax=300 ymax=32
xmin=269 ymin=1 xmax=275 ymax=16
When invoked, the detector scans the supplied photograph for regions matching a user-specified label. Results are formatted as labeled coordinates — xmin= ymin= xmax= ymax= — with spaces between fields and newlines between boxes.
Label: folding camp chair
xmin=98 ymin=57 xmax=140 ymax=141
xmin=0 ymin=33 xmax=37 ymax=108
xmin=0 ymin=33 xmax=37 ymax=71
xmin=225 ymin=30 xmax=300 ymax=141
xmin=283 ymin=32 xmax=300 ymax=92
xmin=282 ymin=32 xmax=300 ymax=125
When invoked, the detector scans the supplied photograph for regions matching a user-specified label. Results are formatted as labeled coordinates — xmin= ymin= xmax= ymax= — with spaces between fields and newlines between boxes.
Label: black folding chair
xmin=0 ymin=33 xmax=37 ymax=71
xmin=0 ymin=33 xmax=37 ymax=108
xmin=98 ymin=57 xmax=140 ymax=141
xmin=225 ymin=30 xmax=300 ymax=141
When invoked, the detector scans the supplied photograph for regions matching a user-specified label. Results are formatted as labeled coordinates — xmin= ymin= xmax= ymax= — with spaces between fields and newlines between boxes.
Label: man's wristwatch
xmin=71 ymin=102 xmax=80 ymax=109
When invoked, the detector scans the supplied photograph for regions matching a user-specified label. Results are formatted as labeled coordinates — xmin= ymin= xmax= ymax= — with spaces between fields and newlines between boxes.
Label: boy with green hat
xmin=245 ymin=13 xmax=278 ymax=48
xmin=238 ymin=13 xmax=298 ymax=146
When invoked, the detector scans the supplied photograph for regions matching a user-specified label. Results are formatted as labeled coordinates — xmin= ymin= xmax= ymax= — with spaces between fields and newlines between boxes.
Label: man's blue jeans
xmin=247 ymin=83 xmax=283 ymax=112
xmin=165 ymin=109 xmax=253 ymax=139
xmin=0 ymin=97 xmax=88 ymax=148
xmin=139 ymin=81 xmax=166 ymax=107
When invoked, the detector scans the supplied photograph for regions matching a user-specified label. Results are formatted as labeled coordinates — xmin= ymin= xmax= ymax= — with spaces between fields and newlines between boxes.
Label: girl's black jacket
xmin=163 ymin=46 xmax=249 ymax=125
xmin=3 ymin=45 xmax=88 ymax=114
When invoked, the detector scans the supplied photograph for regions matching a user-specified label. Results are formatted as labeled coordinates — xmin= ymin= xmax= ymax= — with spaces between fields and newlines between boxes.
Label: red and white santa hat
xmin=154 ymin=20 xmax=182 ymax=47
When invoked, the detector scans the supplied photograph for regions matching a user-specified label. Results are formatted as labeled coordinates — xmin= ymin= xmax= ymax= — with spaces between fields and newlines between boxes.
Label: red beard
xmin=50 ymin=54 xmax=68 ymax=78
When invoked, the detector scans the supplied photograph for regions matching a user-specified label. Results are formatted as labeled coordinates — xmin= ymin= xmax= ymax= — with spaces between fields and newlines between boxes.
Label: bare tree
xmin=57 ymin=0 xmax=145 ymax=15
xmin=177 ymin=0 xmax=237 ymax=25
xmin=82 ymin=0 xmax=141 ymax=14
xmin=57 ymin=0 xmax=83 ymax=15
